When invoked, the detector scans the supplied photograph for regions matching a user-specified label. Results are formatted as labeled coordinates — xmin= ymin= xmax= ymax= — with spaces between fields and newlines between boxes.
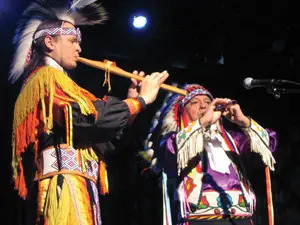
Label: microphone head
xmin=243 ymin=77 xmax=253 ymax=89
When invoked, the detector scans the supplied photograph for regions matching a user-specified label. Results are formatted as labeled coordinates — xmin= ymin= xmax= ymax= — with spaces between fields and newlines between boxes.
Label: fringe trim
xmin=61 ymin=103 xmax=73 ymax=147
xmin=44 ymin=175 xmax=80 ymax=225
xmin=99 ymin=154 xmax=109 ymax=195
xmin=12 ymin=66 xmax=97 ymax=199
xmin=242 ymin=119 xmax=276 ymax=171
xmin=79 ymin=147 xmax=109 ymax=195
xmin=176 ymin=120 xmax=204 ymax=175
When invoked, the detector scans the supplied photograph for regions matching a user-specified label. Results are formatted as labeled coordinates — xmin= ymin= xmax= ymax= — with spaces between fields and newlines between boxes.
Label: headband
xmin=34 ymin=27 xmax=82 ymax=43
xmin=181 ymin=88 xmax=214 ymax=106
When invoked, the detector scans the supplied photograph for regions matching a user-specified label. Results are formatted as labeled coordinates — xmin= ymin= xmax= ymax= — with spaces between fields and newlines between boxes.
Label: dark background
xmin=1 ymin=0 xmax=300 ymax=224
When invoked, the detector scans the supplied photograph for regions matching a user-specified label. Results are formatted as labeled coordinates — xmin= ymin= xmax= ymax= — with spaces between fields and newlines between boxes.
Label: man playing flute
xmin=9 ymin=0 xmax=168 ymax=224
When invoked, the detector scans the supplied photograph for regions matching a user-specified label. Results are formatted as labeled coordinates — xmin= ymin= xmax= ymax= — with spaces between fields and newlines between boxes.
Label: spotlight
xmin=132 ymin=15 xmax=147 ymax=29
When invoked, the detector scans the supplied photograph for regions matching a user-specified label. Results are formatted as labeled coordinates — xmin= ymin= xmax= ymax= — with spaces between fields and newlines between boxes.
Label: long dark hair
xmin=22 ymin=20 xmax=63 ymax=80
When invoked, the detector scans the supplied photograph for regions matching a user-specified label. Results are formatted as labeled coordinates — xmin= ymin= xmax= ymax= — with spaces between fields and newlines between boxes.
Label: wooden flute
xmin=77 ymin=57 xmax=187 ymax=96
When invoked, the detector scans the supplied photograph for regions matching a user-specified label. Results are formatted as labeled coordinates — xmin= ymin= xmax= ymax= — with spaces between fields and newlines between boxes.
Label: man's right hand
xmin=199 ymin=98 xmax=231 ymax=128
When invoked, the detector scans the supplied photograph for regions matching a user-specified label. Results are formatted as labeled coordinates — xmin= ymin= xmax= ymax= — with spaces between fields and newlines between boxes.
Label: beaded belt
xmin=35 ymin=145 xmax=98 ymax=183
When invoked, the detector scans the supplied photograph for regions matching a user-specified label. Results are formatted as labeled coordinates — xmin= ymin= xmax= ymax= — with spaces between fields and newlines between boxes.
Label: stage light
xmin=133 ymin=15 xmax=147 ymax=29
xmin=217 ymin=52 xmax=224 ymax=65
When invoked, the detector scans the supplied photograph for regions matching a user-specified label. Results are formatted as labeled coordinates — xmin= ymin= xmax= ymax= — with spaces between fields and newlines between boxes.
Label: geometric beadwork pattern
xmin=60 ymin=147 xmax=81 ymax=171
xmin=86 ymin=160 xmax=99 ymax=179
xmin=50 ymin=151 xmax=59 ymax=170
xmin=181 ymin=88 xmax=213 ymax=106
xmin=48 ymin=147 xmax=81 ymax=172
xmin=43 ymin=146 xmax=99 ymax=180
xmin=34 ymin=27 xmax=82 ymax=42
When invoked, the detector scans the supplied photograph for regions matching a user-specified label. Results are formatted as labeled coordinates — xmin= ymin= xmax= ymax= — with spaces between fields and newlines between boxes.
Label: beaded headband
xmin=34 ymin=27 xmax=82 ymax=43
xmin=181 ymin=88 xmax=214 ymax=106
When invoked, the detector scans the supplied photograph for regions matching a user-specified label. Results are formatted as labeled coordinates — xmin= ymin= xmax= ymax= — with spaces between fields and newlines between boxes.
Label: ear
xmin=44 ymin=36 xmax=56 ymax=51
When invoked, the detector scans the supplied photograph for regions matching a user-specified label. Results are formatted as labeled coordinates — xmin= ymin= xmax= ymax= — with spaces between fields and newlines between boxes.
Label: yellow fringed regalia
xmin=12 ymin=66 xmax=109 ymax=224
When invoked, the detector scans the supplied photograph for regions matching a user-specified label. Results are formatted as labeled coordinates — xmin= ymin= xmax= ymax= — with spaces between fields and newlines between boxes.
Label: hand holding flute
xmin=128 ymin=70 xmax=169 ymax=105
xmin=77 ymin=57 xmax=249 ymax=127
xmin=200 ymin=98 xmax=250 ymax=128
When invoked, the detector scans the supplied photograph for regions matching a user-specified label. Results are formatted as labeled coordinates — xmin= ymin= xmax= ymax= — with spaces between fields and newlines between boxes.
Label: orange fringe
xmin=13 ymin=108 xmax=41 ymax=199
xmin=99 ymin=155 xmax=109 ymax=195
xmin=12 ymin=66 xmax=100 ymax=199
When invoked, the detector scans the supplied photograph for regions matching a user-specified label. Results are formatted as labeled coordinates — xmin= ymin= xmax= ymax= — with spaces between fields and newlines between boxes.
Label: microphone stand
xmin=260 ymin=79 xmax=300 ymax=225
xmin=266 ymin=80 xmax=300 ymax=99
xmin=267 ymin=87 xmax=300 ymax=99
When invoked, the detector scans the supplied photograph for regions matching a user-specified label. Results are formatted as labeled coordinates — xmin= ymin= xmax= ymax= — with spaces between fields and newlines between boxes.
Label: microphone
xmin=243 ymin=77 xmax=285 ymax=89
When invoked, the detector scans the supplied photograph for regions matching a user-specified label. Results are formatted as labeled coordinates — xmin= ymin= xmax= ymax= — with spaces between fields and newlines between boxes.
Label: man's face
xmin=50 ymin=22 xmax=82 ymax=70
xmin=184 ymin=95 xmax=212 ymax=122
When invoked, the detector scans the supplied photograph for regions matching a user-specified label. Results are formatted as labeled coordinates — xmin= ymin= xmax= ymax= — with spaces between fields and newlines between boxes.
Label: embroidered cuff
xmin=137 ymin=96 xmax=146 ymax=110
xmin=123 ymin=97 xmax=145 ymax=117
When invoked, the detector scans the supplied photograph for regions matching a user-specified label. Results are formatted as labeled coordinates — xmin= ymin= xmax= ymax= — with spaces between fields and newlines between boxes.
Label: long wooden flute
xmin=77 ymin=57 xmax=187 ymax=96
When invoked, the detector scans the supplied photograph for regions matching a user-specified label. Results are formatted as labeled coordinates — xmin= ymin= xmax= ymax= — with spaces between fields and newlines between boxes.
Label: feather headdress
xmin=9 ymin=0 xmax=107 ymax=83
xmin=159 ymin=83 xmax=213 ymax=135
xmin=140 ymin=83 xmax=214 ymax=171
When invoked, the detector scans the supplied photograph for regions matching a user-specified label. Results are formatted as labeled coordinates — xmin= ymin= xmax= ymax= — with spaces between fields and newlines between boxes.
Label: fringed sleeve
xmin=229 ymin=127 xmax=277 ymax=154
xmin=229 ymin=118 xmax=278 ymax=170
